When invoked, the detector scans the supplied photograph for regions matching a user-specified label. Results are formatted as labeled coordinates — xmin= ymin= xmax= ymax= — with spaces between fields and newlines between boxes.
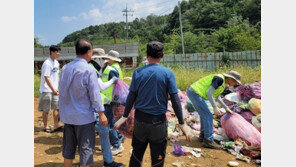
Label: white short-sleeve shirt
xmin=39 ymin=57 xmax=60 ymax=93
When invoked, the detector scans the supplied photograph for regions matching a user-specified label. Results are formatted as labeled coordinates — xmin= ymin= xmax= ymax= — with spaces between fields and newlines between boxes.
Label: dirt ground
xmin=34 ymin=98 xmax=258 ymax=167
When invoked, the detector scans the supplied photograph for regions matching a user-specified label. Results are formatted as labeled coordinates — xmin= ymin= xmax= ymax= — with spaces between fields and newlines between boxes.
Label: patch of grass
xmin=169 ymin=65 xmax=261 ymax=91
xmin=34 ymin=65 xmax=261 ymax=97
xmin=34 ymin=74 xmax=40 ymax=97
xmin=121 ymin=64 xmax=261 ymax=91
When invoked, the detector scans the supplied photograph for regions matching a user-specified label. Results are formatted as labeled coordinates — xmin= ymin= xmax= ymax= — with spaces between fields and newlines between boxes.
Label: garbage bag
xmin=222 ymin=98 xmax=248 ymax=113
xmin=112 ymin=79 xmax=130 ymax=104
xmin=173 ymin=144 xmax=185 ymax=156
xmin=221 ymin=113 xmax=261 ymax=146
xmin=167 ymin=91 xmax=190 ymax=118
xmin=248 ymin=98 xmax=261 ymax=115
xmin=112 ymin=79 xmax=135 ymax=138
xmin=239 ymin=111 xmax=255 ymax=124
xmin=252 ymin=114 xmax=261 ymax=132
xmin=236 ymin=82 xmax=261 ymax=101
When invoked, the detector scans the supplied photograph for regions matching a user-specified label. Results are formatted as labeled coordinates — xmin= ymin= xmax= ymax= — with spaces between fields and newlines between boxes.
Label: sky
xmin=34 ymin=0 xmax=180 ymax=46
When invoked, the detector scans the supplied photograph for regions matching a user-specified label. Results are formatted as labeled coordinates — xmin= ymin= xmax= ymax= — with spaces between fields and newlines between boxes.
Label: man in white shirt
xmin=38 ymin=45 xmax=62 ymax=133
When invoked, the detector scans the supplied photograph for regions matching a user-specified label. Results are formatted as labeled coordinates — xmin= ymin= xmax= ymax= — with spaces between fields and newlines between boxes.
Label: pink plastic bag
xmin=112 ymin=79 xmax=130 ymax=104
xmin=221 ymin=113 xmax=261 ymax=146
xmin=239 ymin=111 xmax=255 ymax=124
xmin=112 ymin=105 xmax=134 ymax=138
xmin=236 ymin=82 xmax=261 ymax=101
xmin=167 ymin=91 xmax=190 ymax=118
xmin=112 ymin=79 xmax=134 ymax=138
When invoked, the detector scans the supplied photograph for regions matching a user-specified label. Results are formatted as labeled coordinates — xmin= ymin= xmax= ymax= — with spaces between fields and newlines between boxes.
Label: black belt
xmin=135 ymin=109 xmax=166 ymax=125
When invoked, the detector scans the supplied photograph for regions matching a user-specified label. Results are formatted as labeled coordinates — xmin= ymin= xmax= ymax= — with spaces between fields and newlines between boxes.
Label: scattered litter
xmin=234 ymin=145 xmax=243 ymax=153
xmin=173 ymin=144 xmax=185 ymax=156
xmin=224 ymin=141 xmax=235 ymax=147
xmin=190 ymin=151 xmax=201 ymax=158
xmin=193 ymin=148 xmax=202 ymax=152
xmin=227 ymin=149 xmax=238 ymax=156
xmin=236 ymin=154 xmax=251 ymax=163
xmin=130 ymin=149 xmax=133 ymax=154
xmin=117 ymin=154 xmax=123 ymax=157
xmin=255 ymin=159 xmax=261 ymax=165
xmin=205 ymin=150 xmax=210 ymax=152
xmin=172 ymin=161 xmax=184 ymax=167
xmin=213 ymin=134 xmax=225 ymax=142
xmin=225 ymin=93 xmax=240 ymax=103
xmin=228 ymin=161 xmax=239 ymax=167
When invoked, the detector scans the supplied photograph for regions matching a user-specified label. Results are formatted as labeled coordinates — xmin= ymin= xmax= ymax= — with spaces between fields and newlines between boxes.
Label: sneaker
xmin=202 ymin=139 xmax=222 ymax=149
xmin=111 ymin=145 xmax=124 ymax=155
xmin=198 ymin=133 xmax=204 ymax=142
xmin=119 ymin=135 xmax=126 ymax=143
xmin=103 ymin=161 xmax=123 ymax=167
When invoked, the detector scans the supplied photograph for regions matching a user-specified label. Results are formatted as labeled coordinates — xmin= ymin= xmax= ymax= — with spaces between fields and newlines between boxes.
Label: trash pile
xmin=112 ymin=79 xmax=261 ymax=164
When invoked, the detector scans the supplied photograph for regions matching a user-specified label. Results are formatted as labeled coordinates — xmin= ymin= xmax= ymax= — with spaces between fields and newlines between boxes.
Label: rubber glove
xmin=114 ymin=116 xmax=128 ymax=129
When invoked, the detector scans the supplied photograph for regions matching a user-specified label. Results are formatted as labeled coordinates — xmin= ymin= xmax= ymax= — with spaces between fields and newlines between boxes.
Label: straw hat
xmin=92 ymin=48 xmax=108 ymax=59
xmin=105 ymin=50 xmax=122 ymax=62
xmin=223 ymin=70 xmax=242 ymax=85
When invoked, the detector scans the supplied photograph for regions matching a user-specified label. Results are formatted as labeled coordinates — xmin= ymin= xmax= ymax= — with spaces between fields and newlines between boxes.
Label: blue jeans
xmin=187 ymin=88 xmax=214 ymax=141
xmin=104 ymin=105 xmax=121 ymax=148
xmin=95 ymin=114 xmax=113 ymax=163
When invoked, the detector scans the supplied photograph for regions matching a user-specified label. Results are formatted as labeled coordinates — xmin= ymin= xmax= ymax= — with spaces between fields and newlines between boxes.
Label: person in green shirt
xmin=187 ymin=71 xmax=241 ymax=149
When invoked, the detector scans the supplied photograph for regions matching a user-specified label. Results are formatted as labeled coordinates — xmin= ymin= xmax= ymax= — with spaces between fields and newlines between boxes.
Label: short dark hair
xmin=75 ymin=39 xmax=93 ymax=55
xmin=49 ymin=45 xmax=61 ymax=54
xmin=147 ymin=41 xmax=164 ymax=58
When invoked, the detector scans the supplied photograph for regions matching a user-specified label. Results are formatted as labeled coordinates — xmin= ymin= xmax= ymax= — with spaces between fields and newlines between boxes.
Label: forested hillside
xmin=56 ymin=0 xmax=260 ymax=56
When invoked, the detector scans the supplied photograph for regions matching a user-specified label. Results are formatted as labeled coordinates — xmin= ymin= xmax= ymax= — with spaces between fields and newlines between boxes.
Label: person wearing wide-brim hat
xmin=88 ymin=48 xmax=123 ymax=167
xmin=187 ymin=70 xmax=242 ymax=149
xmin=100 ymin=49 xmax=125 ymax=156
xmin=89 ymin=48 xmax=109 ymax=76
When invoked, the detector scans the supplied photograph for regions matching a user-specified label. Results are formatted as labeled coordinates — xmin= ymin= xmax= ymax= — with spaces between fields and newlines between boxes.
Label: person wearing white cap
xmin=101 ymin=50 xmax=124 ymax=155
xmin=187 ymin=70 xmax=242 ymax=149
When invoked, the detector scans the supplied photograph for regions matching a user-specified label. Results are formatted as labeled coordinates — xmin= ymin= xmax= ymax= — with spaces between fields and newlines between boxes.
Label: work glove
xmin=178 ymin=124 xmax=193 ymax=142
xmin=111 ymin=76 xmax=119 ymax=84
xmin=213 ymin=107 xmax=222 ymax=116
xmin=114 ymin=116 xmax=128 ymax=129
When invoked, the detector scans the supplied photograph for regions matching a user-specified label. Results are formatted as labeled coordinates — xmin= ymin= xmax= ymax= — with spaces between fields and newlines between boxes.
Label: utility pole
xmin=178 ymin=1 xmax=185 ymax=55
xmin=122 ymin=4 xmax=133 ymax=43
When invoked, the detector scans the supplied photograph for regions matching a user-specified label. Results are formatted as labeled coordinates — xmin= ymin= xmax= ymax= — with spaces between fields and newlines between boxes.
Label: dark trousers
xmin=129 ymin=119 xmax=167 ymax=167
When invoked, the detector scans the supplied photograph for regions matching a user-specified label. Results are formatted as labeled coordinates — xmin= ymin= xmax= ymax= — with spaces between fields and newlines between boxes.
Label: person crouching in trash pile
xmin=187 ymin=71 xmax=242 ymax=149
xmin=113 ymin=41 xmax=193 ymax=167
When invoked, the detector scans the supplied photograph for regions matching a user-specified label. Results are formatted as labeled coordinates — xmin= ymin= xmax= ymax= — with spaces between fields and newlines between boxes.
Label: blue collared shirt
xmin=129 ymin=63 xmax=178 ymax=115
xmin=59 ymin=57 xmax=105 ymax=125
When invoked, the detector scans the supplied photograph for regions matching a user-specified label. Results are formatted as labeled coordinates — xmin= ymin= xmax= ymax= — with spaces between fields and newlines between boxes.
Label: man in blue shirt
xmin=114 ymin=41 xmax=193 ymax=167
xmin=59 ymin=39 xmax=108 ymax=167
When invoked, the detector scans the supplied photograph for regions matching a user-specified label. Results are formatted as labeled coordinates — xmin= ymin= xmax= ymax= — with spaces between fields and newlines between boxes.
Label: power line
xmin=158 ymin=7 xmax=175 ymax=16
xmin=132 ymin=0 xmax=176 ymax=10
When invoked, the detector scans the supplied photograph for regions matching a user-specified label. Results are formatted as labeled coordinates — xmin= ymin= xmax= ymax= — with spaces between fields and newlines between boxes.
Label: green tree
xmin=34 ymin=38 xmax=43 ymax=48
